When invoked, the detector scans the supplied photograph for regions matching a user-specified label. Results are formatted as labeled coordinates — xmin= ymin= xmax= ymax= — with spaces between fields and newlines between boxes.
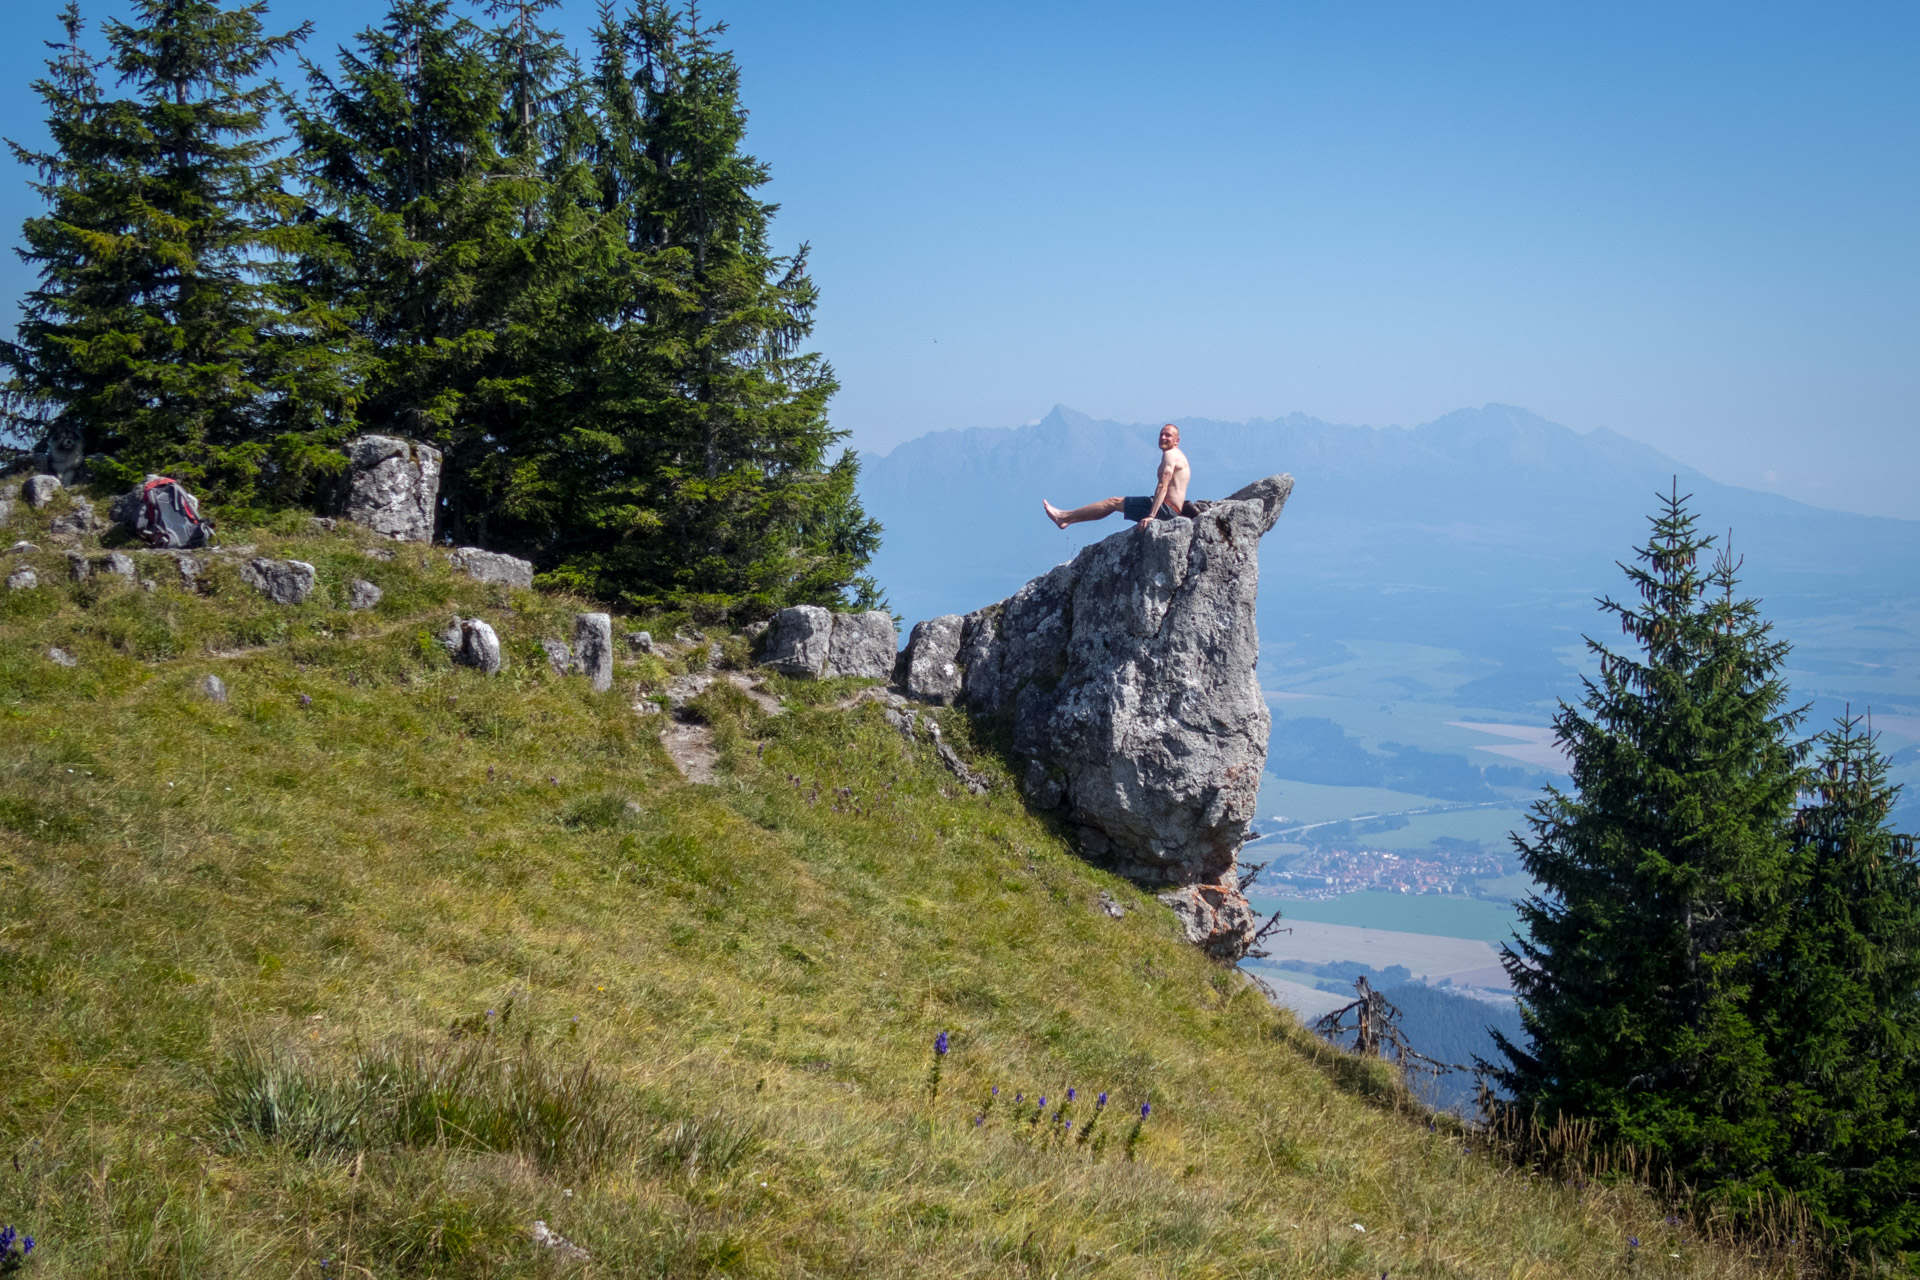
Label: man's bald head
xmin=1158 ymin=422 xmax=1181 ymax=449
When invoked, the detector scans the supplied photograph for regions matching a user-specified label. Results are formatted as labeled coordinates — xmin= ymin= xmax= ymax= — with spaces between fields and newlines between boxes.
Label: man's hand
xmin=1138 ymin=516 xmax=1154 ymax=528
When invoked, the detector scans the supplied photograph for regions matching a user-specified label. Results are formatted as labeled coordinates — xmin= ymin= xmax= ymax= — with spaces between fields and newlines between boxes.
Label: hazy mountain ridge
xmin=863 ymin=404 xmax=1920 ymax=719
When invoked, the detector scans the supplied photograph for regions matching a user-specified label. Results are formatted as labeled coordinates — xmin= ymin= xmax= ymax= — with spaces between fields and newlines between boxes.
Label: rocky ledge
xmin=897 ymin=473 xmax=1294 ymax=959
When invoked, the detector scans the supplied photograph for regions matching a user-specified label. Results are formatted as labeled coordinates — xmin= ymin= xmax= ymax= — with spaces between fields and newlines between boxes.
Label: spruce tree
xmin=1494 ymin=486 xmax=1804 ymax=1194
xmin=3 ymin=0 xmax=357 ymax=508
xmin=551 ymin=0 xmax=881 ymax=615
xmin=1760 ymin=715 xmax=1920 ymax=1257
xmin=294 ymin=0 xmax=589 ymax=544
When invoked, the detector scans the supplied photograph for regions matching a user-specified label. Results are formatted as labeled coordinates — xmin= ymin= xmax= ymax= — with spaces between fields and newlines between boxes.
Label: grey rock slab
xmin=240 ymin=558 xmax=317 ymax=605
xmin=341 ymin=435 xmax=441 ymax=542
xmin=7 ymin=542 xmax=38 ymax=555
xmin=104 ymin=552 xmax=135 ymax=578
xmin=448 ymin=546 xmax=534 ymax=589
xmin=573 ymin=612 xmax=614 ymax=692
xmin=67 ymin=551 xmax=89 ymax=582
xmin=201 ymin=674 xmax=228 ymax=703
xmin=759 ymin=605 xmax=833 ymax=677
xmin=47 ymin=646 xmax=77 ymax=667
xmin=955 ymin=472 xmax=1294 ymax=960
xmin=825 ymin=610 xmax=896 ymax=680
xmin=625 ymin=630 xmax=655 ymax=655
xmin=7 ymin=568 xmax=37 ymax=591
xmin=24 ymin=475 xmax=60 ymax=508
xmin=539 ymin=639 xmax=572 ymax=675
xmin=902 ymin=614 xmax=965 ymax=704
xmin=347 ymin=578 xmax=383 ymax=611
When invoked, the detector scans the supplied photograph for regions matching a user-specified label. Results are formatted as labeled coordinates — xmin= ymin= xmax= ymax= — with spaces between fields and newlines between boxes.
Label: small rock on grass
xmin=47 ymin=647 xmax=77 ymax=667
xmin=8 ymin=568 xmax=37 ymax=591
xmin=625 ymin=630 xmax=655 ymax=655
xmin=67 ymin=551 xmax=89 ymax=581
xmin=23 ymin=474 xmax=60 ymax=508
xmin=573 ymin=612 xmax=614 ymax=692
xmin=531 ymin=1221 xmax=588 ymax=1260
xmin=347 ymin=578 xmax=383 ymax=610
xmin=240 ymin=558 xmax=316 ymax=605
xmin=104 ymin=552 xmax=135 ymax=578
xmin=441 ymin=616 xmax=503 ymax=674
xmin=448 ymin=546 xmax=533 ymax=589
xmin=201 ymin=673 xmax=228 ymax=703
xmin=540 ymin=638 xmax=572 ymax=675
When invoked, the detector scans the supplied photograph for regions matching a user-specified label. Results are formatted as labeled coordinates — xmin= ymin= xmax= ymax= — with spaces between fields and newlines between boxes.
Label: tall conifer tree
xmin=294 ymin=0 xmax=589 ymax=544
xmin=1494 ymin=487 xmax=1804 ymax=1193
xmin=552 ymin=0 xmax=880 ymax=614
xmin=1760 ymin=715 xmax=1920 ymax=1256
xmin=3 ymin=0 xmax=357 ymax=507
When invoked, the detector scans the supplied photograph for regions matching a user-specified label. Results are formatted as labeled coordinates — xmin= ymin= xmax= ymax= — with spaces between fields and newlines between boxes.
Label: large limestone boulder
xmin=945 ymin=474 xmax=1294 ymax=958
xmin=341 ymin=435 xmax=440 ymax=542
xmin=760 ymin=605 xmax=834 ymax=676
xmin=901 ymin=614 xmax=965 ymax=705
xmin=825 ymin=610 xmax=896 ymax=680
xmin=23 ymin=475 xmax=61 ymax=509
xmin=449 ymin=546 xmax=534 ymax=589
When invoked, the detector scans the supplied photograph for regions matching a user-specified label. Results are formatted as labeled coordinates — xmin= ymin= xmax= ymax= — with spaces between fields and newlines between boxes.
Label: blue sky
xmin=3 ymin=0 xmax=1916 ymax=515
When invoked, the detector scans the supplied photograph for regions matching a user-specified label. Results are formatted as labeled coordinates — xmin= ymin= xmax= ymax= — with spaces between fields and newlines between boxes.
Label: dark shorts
xmin=1123 ymin=496 xmax=1181 ymax=522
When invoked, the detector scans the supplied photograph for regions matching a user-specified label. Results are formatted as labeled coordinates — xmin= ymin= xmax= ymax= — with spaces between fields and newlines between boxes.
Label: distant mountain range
xmin=860 ymin=404 xmax=1920 ymax=721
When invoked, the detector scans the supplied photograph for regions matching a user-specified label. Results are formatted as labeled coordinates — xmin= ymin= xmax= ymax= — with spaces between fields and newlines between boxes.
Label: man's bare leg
xmin=1042 ymin=496 xmax=1125 ymax=528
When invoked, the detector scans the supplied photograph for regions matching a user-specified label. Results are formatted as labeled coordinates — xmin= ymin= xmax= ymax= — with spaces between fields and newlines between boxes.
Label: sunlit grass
xmin=0 ymin=489 xmax=1818 ymax=1277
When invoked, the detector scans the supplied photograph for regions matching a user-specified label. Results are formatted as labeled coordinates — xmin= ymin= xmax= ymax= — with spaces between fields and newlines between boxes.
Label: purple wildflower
xmin=1140 ymin=1102 xmax=1151 ymax=1118
xmin=992 ymin=1086 xmax=999 ymax=1096
xmin=1037 ymin=1096 xmax=1046 ymax=1108
xmin=1097 ymin=1092 xmax=1107 ymax=1108
xmin=1064 ymin=1120 xmax=1073 ymax=1132
xmin=974 ymin=1115 xmax=983 ymax=1126
xmin=299 ymin=693 xmax=312 ymax=707
xmin=1628 ymin=1237 xmax=1640 ymax=1250
xmin=1067 ymin=1087 xmax=1076 ymax=1102
xmin=934 ymin=1031 xmax=949 ymax=1056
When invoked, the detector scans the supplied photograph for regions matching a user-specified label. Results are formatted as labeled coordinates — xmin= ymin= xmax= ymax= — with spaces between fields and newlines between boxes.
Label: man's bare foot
xmin=1042 ymin=499 xmax=1068 ymax=529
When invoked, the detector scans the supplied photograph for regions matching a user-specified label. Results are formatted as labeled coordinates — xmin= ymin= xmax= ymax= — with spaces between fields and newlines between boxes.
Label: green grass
xmin=0 ymin=491 xmax=1816 ymax=1278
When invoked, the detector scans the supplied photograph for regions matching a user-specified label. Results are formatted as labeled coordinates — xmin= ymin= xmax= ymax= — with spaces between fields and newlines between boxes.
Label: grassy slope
xmin=0 ymin=493 xmax=1803 ymax=1278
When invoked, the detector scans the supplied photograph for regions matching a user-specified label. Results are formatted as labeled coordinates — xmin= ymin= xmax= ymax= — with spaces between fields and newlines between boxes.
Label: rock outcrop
xmin=340 ymin=435 xmax=440 ymax=542
xmin=905 ymin=474 xmax=1293 ymax=959
xmin=825 ymin=611 xmax=896 ymax=679
xmin=900 ymin=615 xmax=965 ymax=704
xmin=24 ymin=475 xmax=61 ymax=509
xmin=760 ymin=606 xmax=896 ymax=680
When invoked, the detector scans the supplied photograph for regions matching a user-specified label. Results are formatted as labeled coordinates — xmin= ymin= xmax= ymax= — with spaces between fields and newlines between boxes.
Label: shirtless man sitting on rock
xmin=1042 ymin=422 xmax=1192 ymax=529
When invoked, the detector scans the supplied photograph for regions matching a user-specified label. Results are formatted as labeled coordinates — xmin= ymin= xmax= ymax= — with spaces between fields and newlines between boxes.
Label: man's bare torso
xmin=1158 ymin=445 xmax=1191 ymax=512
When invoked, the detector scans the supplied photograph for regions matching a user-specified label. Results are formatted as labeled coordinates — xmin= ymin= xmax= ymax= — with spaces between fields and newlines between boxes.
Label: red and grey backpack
xmin=133 ymin=476 xmax=214 ymax=548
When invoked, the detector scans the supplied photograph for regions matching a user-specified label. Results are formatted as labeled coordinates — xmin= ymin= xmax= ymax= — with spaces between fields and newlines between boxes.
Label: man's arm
xmin=1141 ymin=457 xmax=1174 ymax=527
